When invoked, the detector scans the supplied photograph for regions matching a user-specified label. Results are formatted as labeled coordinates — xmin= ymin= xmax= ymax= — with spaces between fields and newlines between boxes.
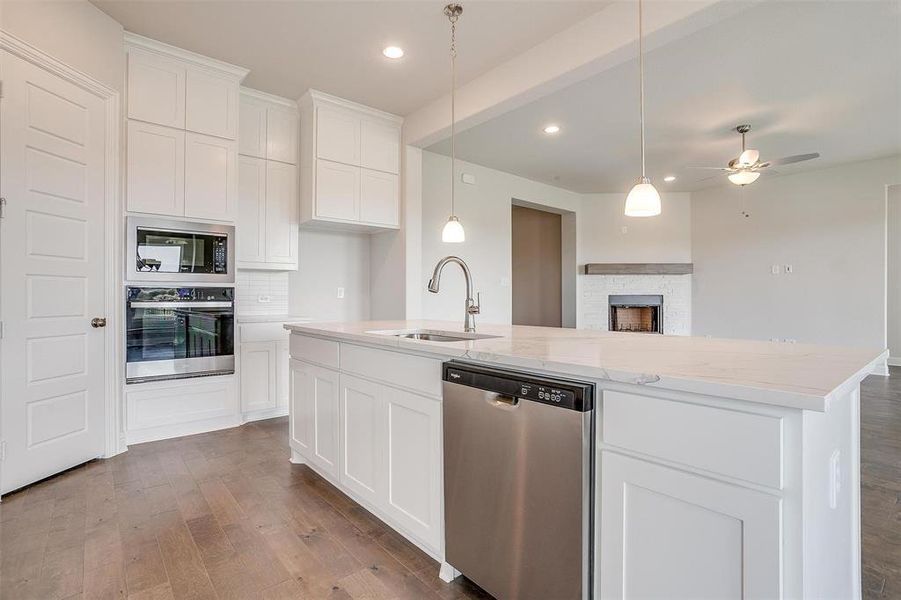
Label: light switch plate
xmin=336 ymin=287 xmax=345 ymax=299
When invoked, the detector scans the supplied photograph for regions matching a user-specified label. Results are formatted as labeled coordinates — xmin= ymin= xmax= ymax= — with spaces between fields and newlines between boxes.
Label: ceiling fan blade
xmin=686 ymin=166 xmax=733 ymax=171
xmin=761 ymin=153 xmax=821 ymax=167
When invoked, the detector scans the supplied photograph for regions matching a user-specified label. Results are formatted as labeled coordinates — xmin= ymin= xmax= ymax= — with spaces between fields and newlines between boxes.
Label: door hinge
xmin=0 ymin=197 xmax=6 ymax=219
xmin=0 ymin=80 xmax=4 ymax=99
xmin=0 ymin=441 xmax=6 ymax=462
xmin=0 ymin=321 xmax=4 ymax=339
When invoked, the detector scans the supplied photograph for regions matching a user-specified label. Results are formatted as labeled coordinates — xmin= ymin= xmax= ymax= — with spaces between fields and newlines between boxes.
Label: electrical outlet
xmin=785 ymin=338 xmax=797 ymax=344
xmin=784 ymin=264 xmax=793 ymax=274
xmin=621 ymin=226 xmax=628 ymax=234
xmin=771 ymin=264 xmax=781 ymax=275
xmin=336 ymin=287 xmax=345 ymax=299
xmin=257 ymin=295 xmax=272 ymax=303
xmin=461 ymin=173 xmax=476 ymax=185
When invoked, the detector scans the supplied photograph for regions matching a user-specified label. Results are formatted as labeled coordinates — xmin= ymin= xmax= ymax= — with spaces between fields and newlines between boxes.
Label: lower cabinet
xmin=239 ymin=325 xmax=290 ymax=420
xmin=599 ymin=451 xmax=782 ymax=599
xmin=290 ymin=361 xmax=443 ymax=555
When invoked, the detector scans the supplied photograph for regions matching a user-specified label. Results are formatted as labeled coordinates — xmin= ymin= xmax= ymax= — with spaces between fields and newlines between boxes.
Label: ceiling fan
xmin=691 ymin=125 xmax=820 ymax=186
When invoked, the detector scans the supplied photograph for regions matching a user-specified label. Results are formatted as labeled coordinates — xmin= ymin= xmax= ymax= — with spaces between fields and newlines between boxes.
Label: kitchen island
xmin=284 ymin=320 xmax=884 ymax=599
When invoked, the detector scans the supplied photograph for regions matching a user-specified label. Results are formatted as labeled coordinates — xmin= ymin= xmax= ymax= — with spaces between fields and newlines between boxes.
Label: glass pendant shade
xmin=442 ymin=215 xmax=466 ymax=243
xmin=738 ymin=148 xmax=760 ymax=166
xmin=728 ymin=171 xmax=761 ymax=186
xmin=624 ymin=177 xmax=661 ymax=217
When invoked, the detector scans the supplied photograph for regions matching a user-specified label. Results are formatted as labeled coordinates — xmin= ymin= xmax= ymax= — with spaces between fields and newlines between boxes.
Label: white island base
xmin=284 ymin=320 xmax=884 ymax=599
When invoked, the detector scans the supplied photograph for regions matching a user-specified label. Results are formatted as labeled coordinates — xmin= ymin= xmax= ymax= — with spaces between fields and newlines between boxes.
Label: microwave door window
xmin=136 ymin=229 xmax=215 ymax=274
xmin=137 ymin=244 xmax=182 ymax=273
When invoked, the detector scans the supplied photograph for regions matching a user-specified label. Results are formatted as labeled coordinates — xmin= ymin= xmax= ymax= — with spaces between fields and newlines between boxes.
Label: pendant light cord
xmin=638 ymin=0 xmax=646 ymax=178
xmin=449 ymin=10 xmax=458 ymax=215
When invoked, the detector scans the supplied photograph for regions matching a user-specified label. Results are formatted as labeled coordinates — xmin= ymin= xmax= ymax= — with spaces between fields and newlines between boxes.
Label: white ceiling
xmin=90 ymin=0 xmax=608 ymax=116
xmin=426 ymin=0 xmax=901 ymax=192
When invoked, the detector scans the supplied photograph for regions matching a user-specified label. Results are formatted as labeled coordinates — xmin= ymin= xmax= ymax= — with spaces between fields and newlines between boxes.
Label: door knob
xmin=91 ymin=317 xmax=107 ymax=328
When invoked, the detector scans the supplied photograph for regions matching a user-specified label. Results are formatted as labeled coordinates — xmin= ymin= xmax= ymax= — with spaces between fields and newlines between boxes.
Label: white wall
xmin=289 ymin=230 xmax=370 ymax=322
xmin=420 ymin=151 xmax=581 ymax=325
xmin=1 ymin=0 xmax=124 ymax=94
xmin=886 ymin=184 xmax=901 ymax=363
xmin=692 ymin=155 xmax=901 ymax=349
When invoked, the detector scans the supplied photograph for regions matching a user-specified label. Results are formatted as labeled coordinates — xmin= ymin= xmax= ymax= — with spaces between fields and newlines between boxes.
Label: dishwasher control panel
xmin=443 ymin=362 xmax=594 ymax=411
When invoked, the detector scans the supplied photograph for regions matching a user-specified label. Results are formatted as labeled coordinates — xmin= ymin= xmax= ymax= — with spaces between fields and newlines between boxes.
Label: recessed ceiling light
xmin=663 ymin=175 xmax=676 ymax=182
xmin=382 ymin=46 xmax=404 ymax=59
xmin=543 ymin=124 xmax=560 ymax=134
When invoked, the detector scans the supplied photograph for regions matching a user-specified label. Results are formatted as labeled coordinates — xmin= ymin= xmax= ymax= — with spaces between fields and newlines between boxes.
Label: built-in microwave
xmin=126 ymin=217 xmax=235 ymax=284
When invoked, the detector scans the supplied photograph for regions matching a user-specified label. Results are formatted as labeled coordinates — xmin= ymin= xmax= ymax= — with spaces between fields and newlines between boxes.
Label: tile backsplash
xmin=236 ymin=270 xmax=289 ymax=316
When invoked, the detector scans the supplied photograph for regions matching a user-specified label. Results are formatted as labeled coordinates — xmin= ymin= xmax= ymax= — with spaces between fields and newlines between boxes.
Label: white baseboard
xmin=243 ymin=406 xmax=289 ymax=423
xmin=871 ymin=358 xmax=890 ymax=377
xmin=126 ymin=414 xmax=242 ymax=445
xmin=887 ymin=357 xmax=901 ymax=368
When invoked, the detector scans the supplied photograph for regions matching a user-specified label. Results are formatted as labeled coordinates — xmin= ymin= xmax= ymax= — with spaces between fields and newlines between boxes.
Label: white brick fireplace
xmin=580 ymin=274 xmax=692 ymax=335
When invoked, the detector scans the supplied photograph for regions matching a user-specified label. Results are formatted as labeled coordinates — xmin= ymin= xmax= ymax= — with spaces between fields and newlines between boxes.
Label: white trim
xmin=887 ymin=357 xmax=901 ymax=367
xmin=242 ymin=406 xmax=289 ymax=423
xmin=300 ymin=88 xmax=403 ymax=124
xmin=240 ymin=86 xmax=297 ymax=110
xmin=124 ymin=31 xmax=249 ymax=81
xmin=0 ymin=30 xmax=125 ymax=458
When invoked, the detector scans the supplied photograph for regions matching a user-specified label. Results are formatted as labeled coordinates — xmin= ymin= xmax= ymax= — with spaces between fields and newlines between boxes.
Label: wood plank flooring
xmin=0 ymin=417 xmax=490 ymax=600
xmin=2 ymin=368 xmax=900 ymax=599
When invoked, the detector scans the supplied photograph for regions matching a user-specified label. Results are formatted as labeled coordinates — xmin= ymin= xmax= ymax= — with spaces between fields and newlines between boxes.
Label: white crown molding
xmin=0 ymin=29 xmax=118 ymax=99
xmin=240 ymin=86 xmax=298 ymax=111
xmin=124 ymin=31 xmax=249 ymax=81
xmin=300 ymin=88 xmax=403 ymax=124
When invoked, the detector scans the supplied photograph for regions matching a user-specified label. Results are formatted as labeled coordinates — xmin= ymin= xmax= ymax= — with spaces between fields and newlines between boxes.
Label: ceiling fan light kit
xmin=728 ymin=171 xmax=760 ymax=186
xmin=624 ymin=0 xmax=661 ymax=217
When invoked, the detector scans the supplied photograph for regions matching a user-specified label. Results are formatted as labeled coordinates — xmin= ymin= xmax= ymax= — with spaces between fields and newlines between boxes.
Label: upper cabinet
xmin=299 ymin=90 xmax=402 ymax=231
xmin=125 ymin=33 xmax=248 ymax=222
xmin=236 ymin=89 xmax=300 ymax=270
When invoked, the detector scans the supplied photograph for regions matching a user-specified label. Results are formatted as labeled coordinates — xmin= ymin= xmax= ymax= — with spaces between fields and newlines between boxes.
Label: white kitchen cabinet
xmin=361 ymin=118 xmax=400 ymax=174
xmin=126 ymin=120 xmax=185 ymax=216
xmin=339 ymin=374 xmax=385 ymax=507
xmin=384 ymin=386 xmax=443 ymax=552
xmin=240 ymin=341 xmax=277 ymax=413
xmin=238 ymin=94 xmax=267 ymax=159
xmin=360 ymin=169 xmax=399 ymax=226
xmin=299 ymin=90 xmax=401 ymax=231
xmin=184 ymin=132 xmax=237 ymax=221
xmin=316 ymin=106 xmax=360 ymax=165
xmin=127 ymin=48 xmax=185 ymax=129
xmin=315 ymin=159 xmax=360 ymax=221
xmin=237 ymin=156 xmax=267 ymax=265
xmin=599 ymin=451 xmax=782 ymax=599
xmin=276 ymin=339 xmax=289 ymax=408
xmin=267 ymin=105 xmax=299 ymax=164
xmin=265 ymin=161 xmax=299 ymax=265
xmin=186 ymin=68 xmax=239 ymax=139
xmin=290 ymin=360 xmax=340 ymax=478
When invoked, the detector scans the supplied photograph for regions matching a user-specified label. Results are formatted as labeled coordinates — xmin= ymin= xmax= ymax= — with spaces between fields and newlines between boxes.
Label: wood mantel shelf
xmin=583 ymin=263 xmax=694 ymax=275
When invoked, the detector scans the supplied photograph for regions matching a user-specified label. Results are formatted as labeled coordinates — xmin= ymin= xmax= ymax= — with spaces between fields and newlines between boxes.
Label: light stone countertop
xmin=283 ymin=320 xmax=886 ymax=412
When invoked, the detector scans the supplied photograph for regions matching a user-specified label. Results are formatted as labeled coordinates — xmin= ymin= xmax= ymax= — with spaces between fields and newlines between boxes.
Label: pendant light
xmin=624 ymin=0 xmax=661 ymax=217
xmin=441 ymin=3 xmax=466 ymax=243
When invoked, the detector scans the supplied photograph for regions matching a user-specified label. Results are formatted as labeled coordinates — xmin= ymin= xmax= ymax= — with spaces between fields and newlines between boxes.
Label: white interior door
xmin=0 ymin=50 xmax=108 ymax=495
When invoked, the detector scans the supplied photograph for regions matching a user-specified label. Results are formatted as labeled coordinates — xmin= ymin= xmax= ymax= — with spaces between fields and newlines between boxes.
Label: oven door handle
xmin=128 ymin=301 xmax=233 ymax=309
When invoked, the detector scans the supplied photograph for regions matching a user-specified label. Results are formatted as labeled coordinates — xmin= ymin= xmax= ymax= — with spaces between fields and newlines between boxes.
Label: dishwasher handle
xmin=443 ymin=361 xmax=594 ymax=412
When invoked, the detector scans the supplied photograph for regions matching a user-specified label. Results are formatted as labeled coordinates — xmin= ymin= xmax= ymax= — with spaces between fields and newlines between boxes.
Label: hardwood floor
xmin=0 ymin=417 xmax=490 ymax=600
xmin=2 ymin=369 xmax=900 ymax=599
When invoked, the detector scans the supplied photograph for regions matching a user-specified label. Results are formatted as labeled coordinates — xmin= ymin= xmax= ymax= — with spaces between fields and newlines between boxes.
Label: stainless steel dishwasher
xmin=442 ymin=361 xmax=595 ymax=600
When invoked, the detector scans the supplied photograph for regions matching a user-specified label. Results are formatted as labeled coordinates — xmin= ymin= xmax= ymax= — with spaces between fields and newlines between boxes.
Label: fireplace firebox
xmin=609 ymin=294 xmax=663 ymax=334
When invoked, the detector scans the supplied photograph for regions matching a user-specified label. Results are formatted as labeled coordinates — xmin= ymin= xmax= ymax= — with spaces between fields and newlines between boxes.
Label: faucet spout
xmin=427 ymin=256 xmax=480 ymax=332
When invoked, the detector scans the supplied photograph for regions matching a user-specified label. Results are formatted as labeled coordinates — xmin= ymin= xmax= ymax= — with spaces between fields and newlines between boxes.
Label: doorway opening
xmin=511 ymin=204 xmax=563 ymax=327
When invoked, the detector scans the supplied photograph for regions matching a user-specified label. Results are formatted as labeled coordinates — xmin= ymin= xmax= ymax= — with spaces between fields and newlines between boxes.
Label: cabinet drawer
xmin=290 ymin=334 xmax=339 ymax=369
xmin=602 ymin=390 xmax=783 ymax=488
xmin=240 ymin=323 xmax=289 ymax=342
xmin=340 ymin=344 xmax=442 ymax=397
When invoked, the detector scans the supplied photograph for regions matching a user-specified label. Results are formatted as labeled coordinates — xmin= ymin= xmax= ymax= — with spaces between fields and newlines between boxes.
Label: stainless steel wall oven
xmin=126 ymin=287 xmax=235 ymax=383
xmin=127 ymin=217 xmax=235 ymax=284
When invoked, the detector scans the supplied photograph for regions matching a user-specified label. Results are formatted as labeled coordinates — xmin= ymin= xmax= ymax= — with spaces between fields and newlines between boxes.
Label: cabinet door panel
xmin=184 ymin=132 xmax=237 ymax=221
xmin=360 ymin=169 xmax=398 ymax=227
xmin=265 ymin=161 xmax=298 ymax=265
xmin=290 ymin=360 xmax=314 ymax=457
xmin=237 ymin=156 xmax=266 ymax=264
xmin=385 ymin=388 xmax=442 ymax=550
xmin=311 ymin=365 xmax=340 ymax=478
xmin=267 ymin=106 xmax=299 ymax=165
xmin=339 ymin=375 xmax=384 ymax=506
xmin=360 ymin=119 xmax=399 ymax=174
xmin=276 ymin=340 xmax=289 ymax=409
xmin=127 ymin=50 xmax=185 ymax=129
xmin=241 ymin=342 xmax=276 ymax=413
xmin=316 ymin=107 xmax=359 ymax=165
xmin=127 ymin=120 xmax=185 ymax=216
xmin=238 ymin=95 xmax=267 ymax=158
xmin=599 ymin=452 xmax=781 ymax=600
xmin=186 ymin=69 xmax=238 ymax=139
xmin=315 ymin=160 xmax=359 ymax=221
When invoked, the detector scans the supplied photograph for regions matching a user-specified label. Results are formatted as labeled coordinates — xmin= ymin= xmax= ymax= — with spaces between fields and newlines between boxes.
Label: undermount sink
xmin=367 ymin=329 xmax=502 ymax=342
